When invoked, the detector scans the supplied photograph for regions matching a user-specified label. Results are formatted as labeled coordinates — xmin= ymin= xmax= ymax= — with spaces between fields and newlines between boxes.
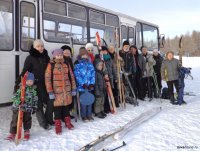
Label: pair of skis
xmin=15 ymin=71 xmax=28 ymax=145
xmin=114 ymin=28 xmax=126 ymax=109
xmin=78 ymin=107 xmax=162 ymax=151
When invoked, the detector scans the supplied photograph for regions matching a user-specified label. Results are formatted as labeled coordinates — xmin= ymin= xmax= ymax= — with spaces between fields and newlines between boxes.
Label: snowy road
xmin=0 ymin=57 xmax=199 ymax=151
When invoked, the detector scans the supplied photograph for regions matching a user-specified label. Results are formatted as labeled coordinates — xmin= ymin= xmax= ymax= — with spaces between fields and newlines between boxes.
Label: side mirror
xmin=159 ymin=34 xmax=165 ymax=48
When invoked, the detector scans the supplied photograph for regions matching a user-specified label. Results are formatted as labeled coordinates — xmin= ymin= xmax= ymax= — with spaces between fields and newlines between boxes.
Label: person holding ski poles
xmin=45 ymin=49 xmax=76 ymax=134
xmin=140 ymin=46 xmax=156 ymax=101
xmin=130 ymin=45 xmax=146 ymax=100
xmin=161 ymin=51 xmax=181 ymax=105
xmin=6 ymin=72 xmax=38 ymax=141
xmin=119 ymin=40 xmax=137 ymax=103
xmin=152 ymin=49 xmax=163 ymax=97
xmin=14 ymin=39 xmax=53 ymax=130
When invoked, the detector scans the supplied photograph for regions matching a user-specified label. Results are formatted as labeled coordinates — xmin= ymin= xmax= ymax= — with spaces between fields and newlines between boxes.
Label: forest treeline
xmin=161 ymin=30 xmax=200 ymax=56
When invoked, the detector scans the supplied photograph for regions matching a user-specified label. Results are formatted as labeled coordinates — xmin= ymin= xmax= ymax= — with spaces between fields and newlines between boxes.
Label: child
xmin=45 ymin=49 xmax=76 ymax=135
xmin=94 ymin=58 xmax=106 ymax=118
xmin=6 ymin=72 xmax=38 ymax=141
xmin=74 ymin=47 xmax=95 ymax=122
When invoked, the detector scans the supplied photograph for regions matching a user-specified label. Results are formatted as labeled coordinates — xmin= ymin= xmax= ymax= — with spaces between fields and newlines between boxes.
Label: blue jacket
xmin=74 ymin=59 xmax=95 ymax=91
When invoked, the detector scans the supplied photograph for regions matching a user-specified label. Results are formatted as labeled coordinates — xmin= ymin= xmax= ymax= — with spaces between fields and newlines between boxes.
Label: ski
xmin=114 ymin=28 xmax=124 ymax=108
xmin=106 ymin=81 xmax=117 ymax=114
xmin=15 ymin=71 xmax=28 ymax=145
xmin=78 ymin=107 xmax=161 ymax=151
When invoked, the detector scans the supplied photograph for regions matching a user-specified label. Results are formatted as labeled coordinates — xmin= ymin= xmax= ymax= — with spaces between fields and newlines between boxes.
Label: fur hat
xmin=123 ymin=40 xmax=130 ymax=46
xmin=52 ymin=49 xmax=63 ymax=58
xmin=27 ymin=72 xmax=35 ymax=81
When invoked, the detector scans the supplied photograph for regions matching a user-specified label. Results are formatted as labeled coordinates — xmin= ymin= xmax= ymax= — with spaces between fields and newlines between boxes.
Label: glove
xmin=88 ymin=84 xmax=94 ymax=91
xmin=82 ymin=84 xmax=88 ymax=89
xmin=71 ymin=89 xmax=76 ymax=96
xmin=49 ymin=92 xmax=55 ymax=100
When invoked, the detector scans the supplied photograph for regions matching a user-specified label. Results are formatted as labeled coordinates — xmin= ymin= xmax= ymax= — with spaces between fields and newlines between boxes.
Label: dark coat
xmin=153 ymin=54 xmax=163 ymax=74
xmin=15 ymin=46 xmax=50 ymax=104
xmin=133 ymin=52 xmax=146 ymax=76
xmin=16 ymin=46 xmax=50 ymax=86
xmin=119 ymin=50 xmax=136 ymax=74
xmin=94 ymin=58 xmax=106 ymax=97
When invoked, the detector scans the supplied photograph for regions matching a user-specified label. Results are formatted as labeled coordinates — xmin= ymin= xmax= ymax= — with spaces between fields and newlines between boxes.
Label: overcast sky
xmin=83 ymin=0 xmax=200 ymax=38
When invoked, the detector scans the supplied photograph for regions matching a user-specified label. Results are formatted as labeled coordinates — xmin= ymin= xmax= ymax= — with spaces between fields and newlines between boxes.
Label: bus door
xmin=0 ymin=0 xmax=15 ymax=104
xmin=18 ymin=0 xmax=38 ymax=75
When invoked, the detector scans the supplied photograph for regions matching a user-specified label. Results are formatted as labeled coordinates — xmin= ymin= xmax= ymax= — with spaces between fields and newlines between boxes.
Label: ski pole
xmin=110 ymin=141 xmax=126 ymax=151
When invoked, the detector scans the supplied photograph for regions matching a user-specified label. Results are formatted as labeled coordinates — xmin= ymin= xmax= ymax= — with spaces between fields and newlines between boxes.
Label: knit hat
xmin=60 ymin=45 xmax=72 ymax=54
xmin=79 ymin=47 xmax=88 ymax=57
xmin=101 ymin=46 xmax=108 ymax=52
xmin=85 ymin=43 xmax=94 ymax=50
xmin=27 ymin=72 xmax=35 ymax=81
xmin=123 ymin=40 xmax=130 ymax=46
xmin=52 ymin=49 xmax=63 ymax=58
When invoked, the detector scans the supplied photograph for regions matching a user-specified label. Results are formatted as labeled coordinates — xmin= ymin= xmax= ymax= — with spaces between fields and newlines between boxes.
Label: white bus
xmin=0 ymin=0 xmax=163 ymax=105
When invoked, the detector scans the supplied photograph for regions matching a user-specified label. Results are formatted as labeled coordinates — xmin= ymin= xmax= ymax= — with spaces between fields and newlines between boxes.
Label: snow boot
xmin=54 ymin=120 xmax=62 ymax=135
xmin=96 ymin=113 xmax=105 ymax=119
xmin=101 ymin=111 xmax=107 ymax=117
xmin=5 ymin=133 xmax=16 ymax=141
xmin=24 ymin=130 xmax=30 ymax=141
xmin=64 ymin=116 xmax=74 ymax=130
xmin=87 ymin=116 xmax=94 ymax=121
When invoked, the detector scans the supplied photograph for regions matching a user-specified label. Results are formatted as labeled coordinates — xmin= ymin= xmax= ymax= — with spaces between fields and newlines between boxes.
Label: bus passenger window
xmin=0 ymin=0 xmax=13 ymax=50
xmin=129 ymin=27 xmax=135 ymax=45
xmin=44 ymin=0 xmax=67 ymax=16
xmin=44 ymin=20 xmax=56 ymax=41
xmin=121 ymin=25 xmax=128 ymax=43
xmin=68 ymin=3 xmax=86 ymax=20
xmin=20 ymin=2 xmax=35 ymax=51
xmin=90 ymin=28 xmax=104 ymax=45
xmin=136 ymin=23 xmax=142 ymax=49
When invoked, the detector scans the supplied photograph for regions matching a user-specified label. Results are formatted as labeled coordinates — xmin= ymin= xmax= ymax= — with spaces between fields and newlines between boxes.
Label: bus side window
xmin=0 ymin=0 xmax=13 ymax=51
xmin=136 ymin=23 xmax=142 ymax=49
xmin=20 ymin=2 xmax=35 ymax=51
xmin=129 ymin=27 xmax=135 ymax=45
xmin=121 ymin=25 xmax=128 ymax=44
xmin=43 ymin=1 xmax=87 ymax=44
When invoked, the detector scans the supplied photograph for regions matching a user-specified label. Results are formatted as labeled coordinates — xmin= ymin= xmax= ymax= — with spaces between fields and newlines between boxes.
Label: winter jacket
xmin=12 ymin=86 xmax=38 ymax=111
xmin=45 ymin=59 xmax=76 ymax=107
xmin=153 ymin=54 xmax=163 ymax=75
xmin=161 ymin=58 xmax=180 ymax=81
xmin=15 ymin=46 xmax=50 ymax=87
xmin=133 ymin=53 xmax=146 ymax=76
xmin=74 ymin=58 xmax=95 ymax=92
xmin=142 ymin=54 xmax=156 ymax=77
xmin=104 ymin=59 xmax=117 ymax=87
xmin=119 ymin=50 xmax=136 ymax=74
xmin=94 ymin=58 xmax=106 ymax=97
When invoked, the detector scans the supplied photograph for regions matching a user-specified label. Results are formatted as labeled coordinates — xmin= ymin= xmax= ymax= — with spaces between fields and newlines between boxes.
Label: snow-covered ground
xmin=0 ymin=57 xmax=200 ymax=151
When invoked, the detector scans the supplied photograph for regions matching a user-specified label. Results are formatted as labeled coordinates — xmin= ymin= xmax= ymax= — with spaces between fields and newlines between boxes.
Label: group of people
xmin=6 ymin=39 xmax=184 ymax=141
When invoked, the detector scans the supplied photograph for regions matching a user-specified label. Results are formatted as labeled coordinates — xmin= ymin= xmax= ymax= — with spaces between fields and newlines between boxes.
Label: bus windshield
xmin=143 ymin=24 xmax=158 ymax=51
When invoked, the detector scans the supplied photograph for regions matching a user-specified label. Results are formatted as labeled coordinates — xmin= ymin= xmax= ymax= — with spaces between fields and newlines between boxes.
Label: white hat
xmin=85 ymin=43 xmax=94 ymax=50
xmin=153 ymin=49 xmax=159 ymax=53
